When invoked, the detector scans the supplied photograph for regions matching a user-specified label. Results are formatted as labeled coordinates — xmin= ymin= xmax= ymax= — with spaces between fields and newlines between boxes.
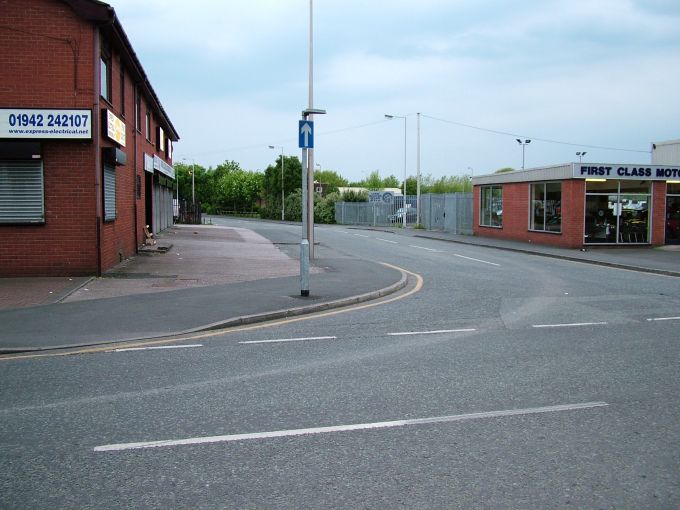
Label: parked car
xmin=390 ymin=207 xmax=417 ymax=223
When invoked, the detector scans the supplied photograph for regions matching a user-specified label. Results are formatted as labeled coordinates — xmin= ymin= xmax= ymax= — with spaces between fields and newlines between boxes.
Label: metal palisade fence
xmin=335 ymin=193 xmax=473 ymax=234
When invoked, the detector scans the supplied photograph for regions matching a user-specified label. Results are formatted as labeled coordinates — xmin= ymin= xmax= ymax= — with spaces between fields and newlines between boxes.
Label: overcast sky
xmin=112 ymin=0 xmax=680 ymax=181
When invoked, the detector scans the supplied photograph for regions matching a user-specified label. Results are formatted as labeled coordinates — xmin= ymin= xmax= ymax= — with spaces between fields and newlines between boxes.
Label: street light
xmin=416 ymin=112 xmax=421 ymax=225
xmin=268 ymin=145 xmax=285 ymax=221
xmin=516 ymin=139 xmax=531 ymax=169
xmin=467 ymin=167 xmax=474 ymax=192
xmin=181 ymin=157 xmax=195 ymax=205
xmin=576 ymin=151 xmax=587 ymax=162
xmin=385 ymin=114 xmax=407 ymax=228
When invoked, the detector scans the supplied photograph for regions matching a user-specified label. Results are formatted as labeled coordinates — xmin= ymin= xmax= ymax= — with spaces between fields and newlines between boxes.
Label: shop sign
xmin=144 ymin=153 xmax=154 ymax=173
xmin=104 ymin=109 xmax=126 ymax=147
xmin=153 ymin=155 xmax=175 ymax=179
xmin=573 ymin=163 xmax=680 ymax=181
xmin=0 ymin=108 xmax=92 ymax=140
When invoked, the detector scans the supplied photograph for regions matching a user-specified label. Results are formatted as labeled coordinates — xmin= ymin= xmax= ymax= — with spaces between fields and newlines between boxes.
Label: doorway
xmin=666 ymin=183 xmax=680 ymax=245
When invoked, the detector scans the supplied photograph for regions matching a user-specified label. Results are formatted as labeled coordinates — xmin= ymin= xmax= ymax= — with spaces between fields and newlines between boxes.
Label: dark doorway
xmin=145 ymin=172 xmax=153 ymax=231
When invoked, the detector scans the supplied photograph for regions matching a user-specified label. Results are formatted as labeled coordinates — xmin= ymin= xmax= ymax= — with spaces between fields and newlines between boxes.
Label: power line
xmin=421 ymin=114 xmax=650 ymax=154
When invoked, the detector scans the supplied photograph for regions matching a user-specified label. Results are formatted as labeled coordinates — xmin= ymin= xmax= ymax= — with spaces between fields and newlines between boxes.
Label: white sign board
xmin=0 ymin=108 xmax=92 ymax=140
xmin=369 ymin=191 xmax=395 ymax=203
xmin=105 ymin=109 xmax=126 ymax=147
xmin=573 ymin=163 xmax=680 ymax=181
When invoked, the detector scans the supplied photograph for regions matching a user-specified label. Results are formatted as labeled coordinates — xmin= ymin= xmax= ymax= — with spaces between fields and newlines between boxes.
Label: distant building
xmin=472 ymin=147 xmax=680 ymax=247
xmin=0 ymin=0 xmax=179 ymax=276
xmin=652 ymin=139 xmax=680 ymax=165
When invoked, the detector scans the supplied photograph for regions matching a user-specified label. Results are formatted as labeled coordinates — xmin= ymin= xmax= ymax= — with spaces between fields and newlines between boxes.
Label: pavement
xmin=1 ymin=220 xmax=678 ymax=354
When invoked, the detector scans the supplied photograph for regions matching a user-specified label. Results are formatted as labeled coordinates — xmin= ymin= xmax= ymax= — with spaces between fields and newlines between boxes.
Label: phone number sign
xmin=0 ymin=108 xmax=92 ymax=140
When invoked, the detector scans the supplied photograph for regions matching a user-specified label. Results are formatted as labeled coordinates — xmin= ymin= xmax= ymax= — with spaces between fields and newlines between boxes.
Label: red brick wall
xmin=0 ymin=0 xmax=98 ymax=276
xmin=651 ymin=181 xmax=666 ymax=245
xmin=0 ymin=0 xmax=176 ymax=276
xmin=473 ymin=179 xmax=669 ymax=248
xmin=99 ymin=49 xmax=139 ymax=272
xmin=473 ymin=180 xmax=586 ymax=249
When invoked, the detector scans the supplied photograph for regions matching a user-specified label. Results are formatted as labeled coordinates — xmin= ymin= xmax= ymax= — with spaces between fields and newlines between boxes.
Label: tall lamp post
xmin=181 ymin=157 xmax=196 ymax=205
xmin=268 ymin=145 xmax=285 ymax=221
xmin=516 ymin=139 xmax=531 ymax=170
xmin=416 ymin=112 xmax=421 ymax=225
xmin=385 ymin=114 xmax=407 ymax=227
xmin=307 ymin=0 xmax=317 ymax=259
xmin=576 ymin=151 xmax=587 ymax=162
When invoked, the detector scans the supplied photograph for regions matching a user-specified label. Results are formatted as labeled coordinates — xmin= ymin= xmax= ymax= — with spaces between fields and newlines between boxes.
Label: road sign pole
xmin=298 ymin=108 xmax=325 ymax=297
xmin=300 ymin=142 xmax=310 ymax=297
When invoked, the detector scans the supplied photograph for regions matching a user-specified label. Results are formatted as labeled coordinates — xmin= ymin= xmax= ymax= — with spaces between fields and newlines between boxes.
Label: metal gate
xmin=336 ymin=193 xmax=472 ymax=234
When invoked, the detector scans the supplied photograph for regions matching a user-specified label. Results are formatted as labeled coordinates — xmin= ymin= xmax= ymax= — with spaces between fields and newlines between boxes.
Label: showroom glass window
xmin=480 ymin=185 xmax=502 ymax=227
xmin=584 ymin=180 xmax=651 ymax=244
xmin=530 ymin=182 xmax=561 ymax=232
xmin=667 ymin=183 xmax=680 ymax=245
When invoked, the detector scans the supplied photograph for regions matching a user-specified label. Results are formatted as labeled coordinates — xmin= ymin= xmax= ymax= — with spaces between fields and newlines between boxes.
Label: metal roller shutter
xmin=104 ymin=164 xmax=117 ymax=221
xmin=0 ymin=160 xmax=44 ymax=224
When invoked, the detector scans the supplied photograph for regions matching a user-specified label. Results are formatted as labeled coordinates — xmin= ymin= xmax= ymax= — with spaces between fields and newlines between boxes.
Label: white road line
xmin=452 ymin=253 xmax=501 ymax=266
xmin=646 ymin=316 xmax=680 ymax=322
xmin=376 ymin=238 xmax=398 ymax=244
xmin=532 ymin=322 xmax=608 ymax=328
xmin=409 ymin=245 xmax=440 ymax=252
xmin=354 ymin=234 xmax=369 ymax=238
xmin=388 ymin=328 xmax=476 ymax=336
xmin=94 ymin=401 xmax=608 ymax=452
xmin=239 ymin=336 xmax=337 ymax=345
xmin=114 ymin=344 xmax=203 ymax=352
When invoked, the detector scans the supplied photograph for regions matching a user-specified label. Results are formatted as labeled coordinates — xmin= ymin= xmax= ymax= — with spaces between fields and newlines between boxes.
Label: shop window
xmin=530 ymin=182 xmax=561 ymax=232
xmin=585 ymin=180 xmax=651 ymax=244
xmin=100 ymin=40 xmax=112 ymax=103
xmin=0 ymin=161 xmax=44 ymax=224
xmin=666 ymin=183 xmax=680 ymax=245
xmin=103 ymin=164 xmax=117 ymax=221
xmin=480 ymin=185 xmax=502 ymax=227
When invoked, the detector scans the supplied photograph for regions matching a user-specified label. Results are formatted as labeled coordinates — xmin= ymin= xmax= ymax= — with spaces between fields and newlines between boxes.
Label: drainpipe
xmin=93 ymin=27 xmax=102 ymax=276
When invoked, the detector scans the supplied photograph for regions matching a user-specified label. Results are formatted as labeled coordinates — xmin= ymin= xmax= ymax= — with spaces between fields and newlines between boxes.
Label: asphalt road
xmin=2 ymin=218 xmax=679 ymax=509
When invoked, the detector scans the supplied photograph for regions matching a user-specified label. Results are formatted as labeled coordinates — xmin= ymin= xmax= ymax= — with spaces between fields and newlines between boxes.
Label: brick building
xmin=472 ymin=156 xmax=680 ymax=248
xmin=0 ymin=0 xmax=178 ymax=276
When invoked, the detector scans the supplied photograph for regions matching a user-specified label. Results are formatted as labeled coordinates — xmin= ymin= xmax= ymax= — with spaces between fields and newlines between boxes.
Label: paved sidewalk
xmin=0 ymin=225 xmax=406 ymax=353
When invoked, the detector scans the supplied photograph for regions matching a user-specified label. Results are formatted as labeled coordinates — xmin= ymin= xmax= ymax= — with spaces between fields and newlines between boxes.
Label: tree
xmin=404 ymin=176 xmax=418 ymax=195
xmin=314 ymin=170 xmax=347 ymax=194
xmin=495 ymin=167 xmax=515 ymax=173
xmin=351 ymin=170 xmax=401 ymax=190
xmin=216 ymin=168 xmax=263 ymax=212
xmin=315 ymin=191 xmax=339 ymax=224
xmin=261 ymin=155 xmax=302 ymax=220
xmin=175 ymin=162 xmax=208 ymax=204
xmin=382 ymin=174 xmax=400 ymax=188
xmin=341 ymin=189 xmax=368 ymax=202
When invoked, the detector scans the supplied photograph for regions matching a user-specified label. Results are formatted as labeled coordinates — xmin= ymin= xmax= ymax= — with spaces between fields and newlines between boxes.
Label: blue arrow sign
xmin=299 ymin=120 xmax=314 ymax=149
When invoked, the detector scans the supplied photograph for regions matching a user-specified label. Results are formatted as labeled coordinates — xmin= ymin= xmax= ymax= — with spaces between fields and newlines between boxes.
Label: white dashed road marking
xmin=239 ymin=336 xmax=337 ymax=345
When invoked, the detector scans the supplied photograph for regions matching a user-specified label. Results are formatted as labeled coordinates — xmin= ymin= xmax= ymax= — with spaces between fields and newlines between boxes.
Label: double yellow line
xmin=1 ymin=263 xmax=423 ymax=362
